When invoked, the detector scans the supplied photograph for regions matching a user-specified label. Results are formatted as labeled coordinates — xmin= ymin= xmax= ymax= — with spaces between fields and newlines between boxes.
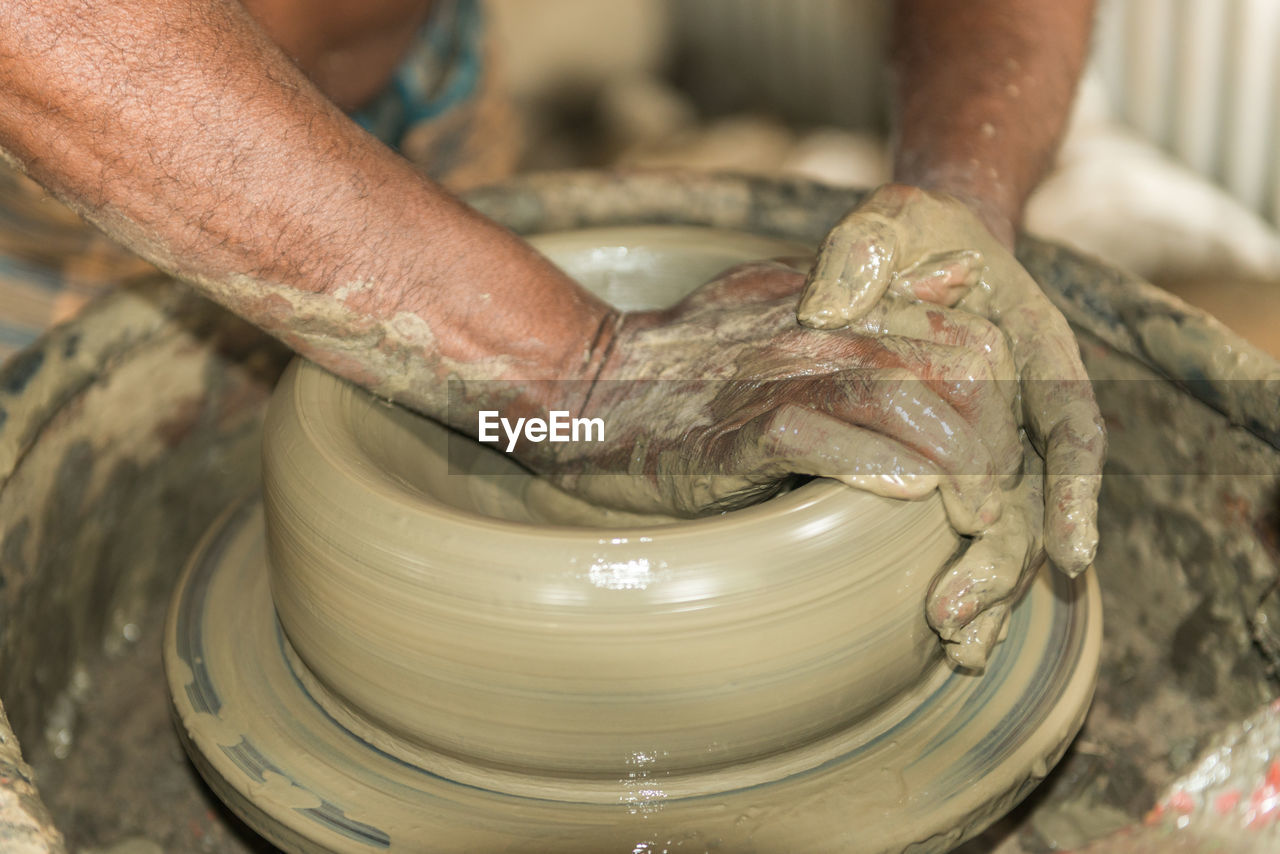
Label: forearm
xmin=0 ymin=0 xmax=611 ymax=419
xmin=891 ymin=0 xmax=1094 ymax=245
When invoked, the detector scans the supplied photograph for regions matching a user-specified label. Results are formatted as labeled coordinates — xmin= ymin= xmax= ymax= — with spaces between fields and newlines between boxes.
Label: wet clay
xmin=168 ymin=496 xmax=1099 ymax=853
xmin=264 ymin=359 xmax=960 ymax=778
xmin=0 ymin=699 xmax=64 ymax=854
xmin=1156 ymin=277 xmax=1280 ymax=360
xmin=166 ymin=225 xmax=1103 ymax=852
xmin=261 ymin=227 xmax=961 ymax=776
xmin=436 ymin=225 xmax=1047 ymax=669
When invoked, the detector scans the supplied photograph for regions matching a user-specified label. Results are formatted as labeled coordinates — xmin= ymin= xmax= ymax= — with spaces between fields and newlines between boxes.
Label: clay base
xmin=164 ymin=497 xmax=1101 ymax=854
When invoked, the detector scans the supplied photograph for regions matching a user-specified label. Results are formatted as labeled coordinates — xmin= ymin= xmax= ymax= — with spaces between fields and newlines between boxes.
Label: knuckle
xmin=758 ymin=404 xmax=807 ymax=457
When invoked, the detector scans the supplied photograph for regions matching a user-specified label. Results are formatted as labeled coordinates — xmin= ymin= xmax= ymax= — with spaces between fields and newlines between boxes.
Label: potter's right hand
xmin=796 ymin=184 xmax=1106 ymax=580
xmin=535 ymin=260 xmax=1023 ymax=542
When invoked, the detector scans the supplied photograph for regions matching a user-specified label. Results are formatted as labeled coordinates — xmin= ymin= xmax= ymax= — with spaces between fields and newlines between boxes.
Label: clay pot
xmin=262 ymin=226 xmax=961 ymax=778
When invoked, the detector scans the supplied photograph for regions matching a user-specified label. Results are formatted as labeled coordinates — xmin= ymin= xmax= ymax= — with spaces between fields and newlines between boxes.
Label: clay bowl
xmin=263 ymin=226 xmax=962 ymax=781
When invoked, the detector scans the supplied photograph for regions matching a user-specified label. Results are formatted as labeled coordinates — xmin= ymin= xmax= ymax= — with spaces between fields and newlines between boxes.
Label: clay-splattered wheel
xmin=165 ymin=225 xmax=1102 ymax=853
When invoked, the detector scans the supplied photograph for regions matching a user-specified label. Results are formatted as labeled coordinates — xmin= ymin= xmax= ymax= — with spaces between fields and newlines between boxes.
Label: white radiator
xmin=668 ymin=0 xmax=1280 ymax=226
xmin=1094 ymin=0 xmax=1280 ymax=225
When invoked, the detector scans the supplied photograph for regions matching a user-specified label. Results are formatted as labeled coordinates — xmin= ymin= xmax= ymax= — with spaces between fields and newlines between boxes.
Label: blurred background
xmin=489 ymin=0 xmax=1280 ymax=357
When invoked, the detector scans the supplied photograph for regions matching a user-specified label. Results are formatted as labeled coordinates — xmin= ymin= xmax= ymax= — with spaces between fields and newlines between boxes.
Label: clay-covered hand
xmin=926 ymin=437 xmax=1047 ymax=669
xmin=535 ymin=261 xmax=1023 ymax=541
xmin=796 ymin=184 xmax=1106 ymax=578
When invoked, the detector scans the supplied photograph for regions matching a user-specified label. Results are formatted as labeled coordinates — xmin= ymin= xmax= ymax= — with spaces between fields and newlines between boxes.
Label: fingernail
xmin=798 ymin=306 xmax=844 ymax=330
xmin=945 ymin=607 xmax=1007 ymax=671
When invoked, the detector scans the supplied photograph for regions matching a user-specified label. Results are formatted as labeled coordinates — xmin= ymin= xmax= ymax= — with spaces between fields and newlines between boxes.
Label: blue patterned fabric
xmin=350 ymin=0 xmax=485 ymax=149
xmin=0 ymin=0 xmax=490 ymax=365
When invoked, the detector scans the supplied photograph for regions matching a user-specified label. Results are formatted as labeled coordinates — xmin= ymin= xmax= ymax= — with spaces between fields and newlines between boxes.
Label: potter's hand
xmin=927 ymin=438 xmax=1046 ymax=669
xmin=541 ymin=261 xmax=1022 ymax=538
xmin=797 ymin=184 xmax=1105 ymax=577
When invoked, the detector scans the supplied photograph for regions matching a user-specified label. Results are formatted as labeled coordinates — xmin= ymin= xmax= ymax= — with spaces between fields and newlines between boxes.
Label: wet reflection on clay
xmin=166 ymin=490 xmax=1101 ymax=853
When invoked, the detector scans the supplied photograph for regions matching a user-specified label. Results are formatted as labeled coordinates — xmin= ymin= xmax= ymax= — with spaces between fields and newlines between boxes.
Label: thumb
xmin=797 ymin=213 xmax=900 ymax=329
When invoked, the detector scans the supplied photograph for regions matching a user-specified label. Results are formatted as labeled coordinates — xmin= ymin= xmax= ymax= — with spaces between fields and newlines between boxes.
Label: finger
xmin=926 ymin=502 xmax=1037 ymax=638
xmin=927 ymin=495 xmax=1042 ymax=670
xmin=714 ymin=351 xmax=1006 ymax=534
xmin=869 ymin=299 xmax=1019 ymax=412
xmin=780 ymin=331 xmax=1016 ymax=488
xmin=943 ymin=603 xmax=1010 ymax=670
xmin=873 ymin=330 xmax=1022 ymax=481
xmin=830 ymin=367 xmax=1004 ymax=533
xmin=888 ymin=248 xmax=986 ymax=306
xmin=754 ymin=405 xmax=944 ymax=501
xmin=840 ymin=300 xmax=1023 ymax=485
xmin=1045 ymin=409 xmax=1105 ymax=575
xmin=837 ymin=471 xmax=940 ymax=501
xmin=998 ymin=290 xmax=1106 ymax=576
xmin=937 ymin=477 xmax=1003 ymax=536
xmin=796 ymin=213 xmax=900 ymax=329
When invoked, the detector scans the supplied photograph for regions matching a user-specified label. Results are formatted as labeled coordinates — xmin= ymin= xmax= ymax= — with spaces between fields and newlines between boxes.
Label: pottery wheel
xmin=164 ymin=226 xmax=1103 ymax=853
xmin=166 ymin=499 xmax=1099 ymax=853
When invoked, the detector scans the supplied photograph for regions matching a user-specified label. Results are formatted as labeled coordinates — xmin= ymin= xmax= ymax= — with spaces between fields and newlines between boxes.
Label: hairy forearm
xmin=0 ymin=0 xmax=611 ymax=418
xmin=891 ymin=0 xmax=1094 ymax=245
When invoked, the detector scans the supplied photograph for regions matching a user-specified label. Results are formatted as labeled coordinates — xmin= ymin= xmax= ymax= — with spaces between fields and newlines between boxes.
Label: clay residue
xmin=957 ymin=327 xmax=1280 ymax=854
xmin=0 ymin=700 xmax=66 ymax=854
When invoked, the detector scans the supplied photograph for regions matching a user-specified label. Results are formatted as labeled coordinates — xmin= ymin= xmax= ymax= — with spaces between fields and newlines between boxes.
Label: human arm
xmin=797 ymin=0 xmax=1104 ymax=578
xmin=892 ymin=0 xmax=1095 ymax=246
xmin=0 ymin=0 xmax=609 ymax=422
xmin=0 ymin=2 xmax=1020 ymax=572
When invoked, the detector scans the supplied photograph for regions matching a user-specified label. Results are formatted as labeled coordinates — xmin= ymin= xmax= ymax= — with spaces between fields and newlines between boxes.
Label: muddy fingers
xmin=797 ymin=213 xmax=901 ymax=329
xmin=754 ymin=390 xmax=1002 ymax=535
xmin=792 ymin=184 xmax=1104 ymax=581
xmin=943 ymin=604 xmax=1012 ymax=670
xmin=926 ymin=500 xmax=1038 ymax=668
xmin=998 ymin=304 xmax=1105 ymax=576
xmin=877 ymin=336 xmax=1022 ymax=482
xmin=860 ymin=298 xmax=1019 ymax=415
xmin=1044 ymin=402 xmax=1105 ymax=575
xmin=927 ymin=442 xmax=1046 ymax=669
xmin=756 ymin=406 xmax=943 ymax=500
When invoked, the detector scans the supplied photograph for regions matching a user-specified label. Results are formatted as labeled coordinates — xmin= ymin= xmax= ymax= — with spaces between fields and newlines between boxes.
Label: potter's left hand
xmin=797 ymin=184 xmax=1105 ymax=580
xmin=539 ymin=260 xmax=1024 ymax=539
